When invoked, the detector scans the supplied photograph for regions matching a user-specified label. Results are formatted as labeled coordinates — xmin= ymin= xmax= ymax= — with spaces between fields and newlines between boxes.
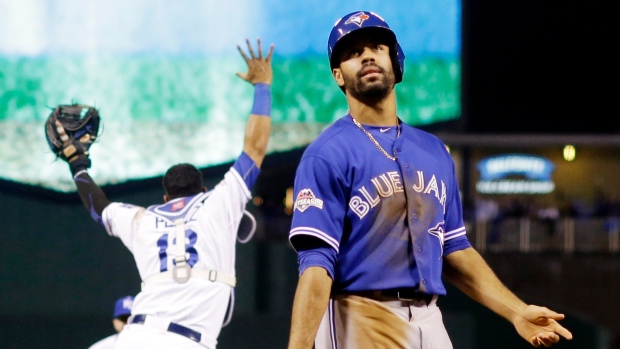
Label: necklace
xmin=351 ymin=117 xmax=401 ymax=161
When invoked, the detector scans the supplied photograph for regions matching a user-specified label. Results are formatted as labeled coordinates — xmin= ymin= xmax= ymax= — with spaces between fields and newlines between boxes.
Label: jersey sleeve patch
xmin=293 ymin=188 xmax=324 ymax=212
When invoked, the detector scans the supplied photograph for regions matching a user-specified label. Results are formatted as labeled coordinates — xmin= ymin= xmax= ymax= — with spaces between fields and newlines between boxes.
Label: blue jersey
xmin=289 ymin=114 xmax=471 ymax=295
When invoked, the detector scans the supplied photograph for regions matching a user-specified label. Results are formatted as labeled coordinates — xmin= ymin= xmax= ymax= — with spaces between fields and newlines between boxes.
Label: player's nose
xmin=360 ymin=47 xmax=377 ymax=63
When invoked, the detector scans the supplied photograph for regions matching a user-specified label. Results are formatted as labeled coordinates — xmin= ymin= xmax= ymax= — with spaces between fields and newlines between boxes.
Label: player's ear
xmin=332 ymin=68 xmax=345 ymax=88
xmin=163 ymin=194 xmax=170 ymax=203
xmin=202 ymin=186 xmax=207 ymax=193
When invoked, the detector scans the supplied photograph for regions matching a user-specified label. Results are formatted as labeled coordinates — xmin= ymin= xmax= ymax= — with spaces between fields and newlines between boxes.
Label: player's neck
xmin=347 ymin=92 xmax=398 ymax=126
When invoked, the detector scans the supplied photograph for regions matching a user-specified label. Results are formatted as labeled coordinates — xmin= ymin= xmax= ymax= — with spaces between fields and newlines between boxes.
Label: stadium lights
xmin=563 ymin=145 xmax=576 ymax=162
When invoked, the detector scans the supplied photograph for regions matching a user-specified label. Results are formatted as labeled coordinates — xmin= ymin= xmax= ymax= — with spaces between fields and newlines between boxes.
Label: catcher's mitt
xmin=45 ymin=104 xmax=101 ymax=164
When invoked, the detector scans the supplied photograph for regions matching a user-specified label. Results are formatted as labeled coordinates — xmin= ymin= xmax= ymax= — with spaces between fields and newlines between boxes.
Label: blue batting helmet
xmin=113 ymin=295 xmax=134 ymax=319
xmin=327 ymin=11 xmax=405 ymax=83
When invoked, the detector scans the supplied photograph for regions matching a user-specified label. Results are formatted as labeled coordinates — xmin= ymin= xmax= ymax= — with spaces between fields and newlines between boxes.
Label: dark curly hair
xmin=162 ymin=163 xmax=204 ymax=200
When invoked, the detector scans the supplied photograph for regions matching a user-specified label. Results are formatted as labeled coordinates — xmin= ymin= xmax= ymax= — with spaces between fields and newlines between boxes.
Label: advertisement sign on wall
xmin=476 ymin=154 xmax=555 ymax=194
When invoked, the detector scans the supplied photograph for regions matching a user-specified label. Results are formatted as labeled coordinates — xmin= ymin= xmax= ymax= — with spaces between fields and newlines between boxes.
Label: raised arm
xmin=235 ymin=38 xmax=274 ymax=168
xmin=443 ymin=247 xmax=573 ymax=347
xmin=68 ymin=141 xmax=111 ymax=223
xmin=72 ymin=170 xmax=111 ymax=224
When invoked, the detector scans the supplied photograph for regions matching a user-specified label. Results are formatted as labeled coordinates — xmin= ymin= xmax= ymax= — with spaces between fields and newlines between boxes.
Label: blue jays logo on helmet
xmin=327 ymin=11 xmax=406 ymax=84
xmin=344 ymin=12 xmax=370 ymax=27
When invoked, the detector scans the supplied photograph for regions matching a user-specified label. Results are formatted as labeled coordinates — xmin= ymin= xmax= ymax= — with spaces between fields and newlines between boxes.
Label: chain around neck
xmin=351 ymin=117 xmax=401 ymax=161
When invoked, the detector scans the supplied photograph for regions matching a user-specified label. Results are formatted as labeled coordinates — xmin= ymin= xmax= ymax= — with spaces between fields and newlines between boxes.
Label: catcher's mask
xmin=327 ymin=11 xmax=406 ymax=91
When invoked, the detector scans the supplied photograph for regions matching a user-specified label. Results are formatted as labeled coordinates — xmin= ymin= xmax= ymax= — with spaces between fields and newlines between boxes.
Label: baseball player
xmin=60 ymin=38 xmax=273 ymax=349
xmin=286 ymin=11 xmax=573 ymax=349
xmin=88 ymin=296 xmax=134 ymax=349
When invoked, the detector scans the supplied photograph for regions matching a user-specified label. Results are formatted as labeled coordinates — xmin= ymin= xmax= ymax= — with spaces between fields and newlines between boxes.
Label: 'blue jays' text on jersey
xmin=289 ymin=114 xmax=471 ymax=295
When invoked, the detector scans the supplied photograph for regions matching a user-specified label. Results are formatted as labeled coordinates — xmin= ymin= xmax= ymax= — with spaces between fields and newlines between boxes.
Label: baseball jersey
xmin=102 ymin=152 xmax=258 ymax=348
xmin=88 ymin=333 xmax=118 ymax=349
xmin=289 ymin=114 xmax=471 ymax=295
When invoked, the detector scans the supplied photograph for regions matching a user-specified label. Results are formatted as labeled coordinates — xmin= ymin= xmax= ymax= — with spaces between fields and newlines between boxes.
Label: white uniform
xmin=104 ymin=154 xmax=257 ymax=349
xmin=88 ymin=333 xmax=119 ymax=349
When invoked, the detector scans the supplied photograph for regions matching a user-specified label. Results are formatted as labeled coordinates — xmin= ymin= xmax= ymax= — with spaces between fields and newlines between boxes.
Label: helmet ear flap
xmin=391 ymin=41 xmax=405 ymax=83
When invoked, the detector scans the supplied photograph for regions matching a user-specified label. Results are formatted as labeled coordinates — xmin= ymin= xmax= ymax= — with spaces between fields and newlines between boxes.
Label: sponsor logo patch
xmin=171 ymin=200 xmax=186 ymax=211
xmin=294 ymin=189 xmax=324 ymax=212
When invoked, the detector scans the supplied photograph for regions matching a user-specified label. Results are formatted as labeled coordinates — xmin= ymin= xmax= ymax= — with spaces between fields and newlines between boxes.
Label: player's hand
xmin=236 ymin=38 xmax=274 ymax=86
xmin=513 ymin=305 xmax=573 ymax=347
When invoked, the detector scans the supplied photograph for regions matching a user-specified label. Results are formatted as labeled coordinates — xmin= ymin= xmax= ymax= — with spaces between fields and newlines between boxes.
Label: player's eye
xmin=343 ymin=48 xmax=362 ymax=59
xmin=373 ymin=43 xmax=388 ymax=52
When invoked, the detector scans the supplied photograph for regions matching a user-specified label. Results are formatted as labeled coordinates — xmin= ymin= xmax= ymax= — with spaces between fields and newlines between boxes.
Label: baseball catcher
xmin=45 ymin=104 xmax=101 ymax=174
xmin=46 ymin=39 xmax=273 ymax=349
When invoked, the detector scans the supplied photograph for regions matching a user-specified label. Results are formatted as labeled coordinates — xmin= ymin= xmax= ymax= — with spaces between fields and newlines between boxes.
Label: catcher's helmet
xmin=327 ymin=11 xmax=405 ymax=83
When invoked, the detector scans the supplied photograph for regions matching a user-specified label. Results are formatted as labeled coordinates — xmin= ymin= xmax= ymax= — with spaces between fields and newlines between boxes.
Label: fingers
xmin=256 ymin=38 xmax=263 ymax=59
xmin=237 ymin=44 xmax=250 ymax=62
xmin=536 ymin=319 xmax=573 ymax=342
xmin=554 ymin=324 xmax=573 ymax=340
xmin=531 ymin=332 xmax=559 ymax=347
xmin=239 ymin=38 xmax=274 ymax=61
xmin=547 ymin=312 xmax=565 ymax=321
xmin=529 ymin=327 xmax=572 ymax=347
xmin=537 ymin=307 xmax=565 ymax=321
xmin=525 ymin=306 xmax=566 ymax=325
xmin=245 ymin=38 xmax=257 ymax=59
xmin=518 ymin=307 xmax=573 ymax=347
xmin=236 ymin=37 xmax=274 ymax=85
xmin=266 ymin=43 xmax=275 ymax=61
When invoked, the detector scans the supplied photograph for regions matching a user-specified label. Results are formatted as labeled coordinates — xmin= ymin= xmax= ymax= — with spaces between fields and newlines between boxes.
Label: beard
xmin=343 ymin=63 xmax=395 ymax=102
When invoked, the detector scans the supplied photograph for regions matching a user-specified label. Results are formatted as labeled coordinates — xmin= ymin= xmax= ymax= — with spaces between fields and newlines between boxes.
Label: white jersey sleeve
xmin=102 ymin=203 xmax=145 ymax=252
xmin=87 ymin=333 xmax=118 ymax=349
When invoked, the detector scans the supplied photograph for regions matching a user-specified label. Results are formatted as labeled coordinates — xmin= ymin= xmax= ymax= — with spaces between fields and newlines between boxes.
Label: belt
xmin=345 ymin=289 xmax=434 ymax=304
xmin=129 ymin=314 xmax=202 ymax=344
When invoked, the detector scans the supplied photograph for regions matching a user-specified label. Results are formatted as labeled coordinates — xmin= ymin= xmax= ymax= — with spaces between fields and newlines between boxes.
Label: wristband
xmin=73 ymin=169 xmax=89 ymax=180
xmin=251 ymin=83 xmax=271 ymax=117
